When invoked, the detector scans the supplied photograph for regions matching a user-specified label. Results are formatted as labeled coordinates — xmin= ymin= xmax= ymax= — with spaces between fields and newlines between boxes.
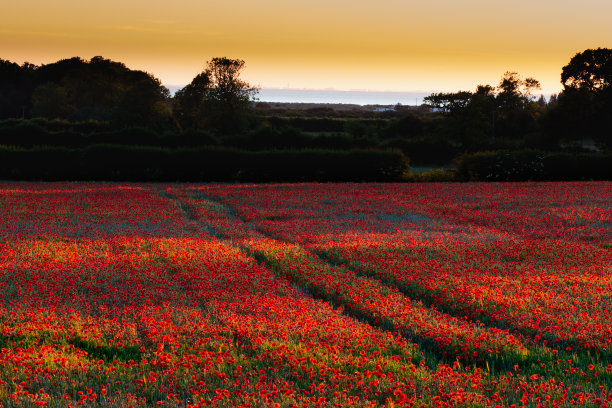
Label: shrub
xmin=90 ymin=127 xmax=160 ymax=146
xmin=404 ymin=168 xmax=457 ymax=182
xmin=455 ymin=150 xmax=612 ymax=181
xmin=382 ymin=137 xmax=458 ymax=165
xmin=0 ymin=121 xmax=49 ymax=147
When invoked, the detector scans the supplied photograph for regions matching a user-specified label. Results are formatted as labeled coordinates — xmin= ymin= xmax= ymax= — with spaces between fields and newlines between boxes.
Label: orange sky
xmin=2 ymin=0 xmax=611 ymax=94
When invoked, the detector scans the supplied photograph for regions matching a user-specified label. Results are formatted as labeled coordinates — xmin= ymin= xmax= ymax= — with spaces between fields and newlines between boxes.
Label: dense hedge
xmin=265 ymin=116 xmax=347 ymax=132
xmin=455 ymin=150 xmax=612 ymax=181
xmin=0 ymin=145 xmax=409 ymax=182
xmin=0 ymin=120 xmax=156 ymax=148
xmin=382 ymin=138 xmax=459 ymax=165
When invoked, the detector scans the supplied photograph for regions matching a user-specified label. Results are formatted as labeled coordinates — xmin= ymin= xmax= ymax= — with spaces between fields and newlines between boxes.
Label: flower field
xmin=0 ymin=182 xmax=610 ymax=407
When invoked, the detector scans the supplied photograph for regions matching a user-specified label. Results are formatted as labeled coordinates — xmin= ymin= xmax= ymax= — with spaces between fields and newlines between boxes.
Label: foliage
xmin=0 ymin=56 xmax=173 ymax=129
xmin=423 ymin=72 xmax=543 ymax=147
xmin=382 ymin=137 xmax=458 ymax=165
xmin=561 ymin=48 xmax=612 ymax=92
xmin=0 ymin=145 xmax=408 ymax=181
xmin=403 ymin=168 xmax=457 ymax=182
xmin=424 ymin=91 xmax=473 ymax=114
xmin=110 ymin=76 xmax=172 ymax=129
xmin=173 ymin=57 xmax=258 ymax=135
xmin=455 ymin=150 xmax=612 ymax=181
xmin=0 ymin=50 xmax=611 ymax=172
xmin=547 ymin=48 xmax=612 ymax=150
xmin=0 ymin=59 xmax=36 ymax=119
xmin=264 ymin=116 xmax=347 ymax=132
xmin=31 ymin=82 xmax=74 ymax=119
xmin=172 ymin=72 xmax=211 ymax=130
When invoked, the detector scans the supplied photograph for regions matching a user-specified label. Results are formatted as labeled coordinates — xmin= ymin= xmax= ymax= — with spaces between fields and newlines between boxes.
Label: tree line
xmin=422 ymin=48 xmax=612 ymax=152
xmin=0 ymin=48 xmax=611 ymax=167
xmin=0 ymin=56 xmax=256 ymax=134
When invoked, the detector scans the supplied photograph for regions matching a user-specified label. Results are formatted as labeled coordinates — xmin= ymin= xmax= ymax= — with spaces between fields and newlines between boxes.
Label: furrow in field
xmin=150 ymin=186 xmax=505 ymax=406
xmin=178 ymin=184 xmax=612 ymax=388
xmin=165 ymin=187 xmax=546 ymax=372
xmin=314 ymin=242 xmax=612 ymax=363
xmin=191 ymin=183 xmax=612 ymax=369
xmin=0 ymin=185 xmax=460 ymax=407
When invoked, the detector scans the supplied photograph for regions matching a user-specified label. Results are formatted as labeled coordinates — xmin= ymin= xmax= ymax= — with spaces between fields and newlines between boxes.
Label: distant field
xmin=0 ymin=182 xmax=610 ymax=407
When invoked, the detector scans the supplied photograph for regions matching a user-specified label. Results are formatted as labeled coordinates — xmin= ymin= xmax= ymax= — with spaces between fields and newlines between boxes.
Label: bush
xmin=403 ymin=168 xmax=457 ymax=182
xmin=0 ymin=119 xmax=111 ymax=147
xmin=0 ymin=145 xmax=77 ymax=180
xmin=230 ymin=125 xmax=314 ymax=150
xmin=266 ymin=116 xmax=347 ymax=132
xmin=382 ymin=137 xmax=458 ymax=165
xmin=344 ymin=119 xmax=387 ymax=138
xmin=455 ymin=150 xmax=545 ymax=181
xmin=0 ymin=121 xmax=49 ymax=147
xmin=455 ymin=150 xmax=612 ymax=181
xmin=171 ymin=129 xmax=219 ymax=147
xmin=81 ymin=144 xmax=170 ymax=180
xmin=90 ymin=127 xmax=160 ymax=146
xmin=542 ymin=153 xmax=612 ymax=180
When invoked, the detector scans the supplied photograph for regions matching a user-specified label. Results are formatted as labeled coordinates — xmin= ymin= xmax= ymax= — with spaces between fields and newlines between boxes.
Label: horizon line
xmin=164 ymin=85 xmax=554 ymax=97
xmin=163 ymin=85 xmax=439 ymax=93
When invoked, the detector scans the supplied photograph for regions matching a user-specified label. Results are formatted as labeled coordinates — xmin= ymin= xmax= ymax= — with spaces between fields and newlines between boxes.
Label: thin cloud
xmin=98 ymin=24 xmax=212 ymax=36
xmin=0 ymin=29 xmax=69 ymax=37
xmin=150 ymin=20 xmax=177 ymax=25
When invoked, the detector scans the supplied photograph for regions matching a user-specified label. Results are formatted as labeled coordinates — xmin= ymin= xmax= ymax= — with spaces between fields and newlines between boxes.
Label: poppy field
xmin=0 ymin=182 xmax=610 ymax=407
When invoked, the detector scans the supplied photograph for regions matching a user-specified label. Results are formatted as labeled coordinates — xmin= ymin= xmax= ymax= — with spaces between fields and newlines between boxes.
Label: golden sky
xmin=2 ymin=0 xmax=611 ymax=94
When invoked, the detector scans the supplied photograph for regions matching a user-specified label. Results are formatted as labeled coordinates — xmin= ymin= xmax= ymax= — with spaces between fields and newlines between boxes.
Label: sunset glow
xmin=3 ymin=0 xmax=612 ymax=94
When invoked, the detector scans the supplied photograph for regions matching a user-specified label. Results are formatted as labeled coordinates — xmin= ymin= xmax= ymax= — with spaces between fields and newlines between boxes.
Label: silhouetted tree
xmin=424 ymin=72 xmax=542 ymax=148
xmin=0 ymin=59 xmax=36 ymax=119
xmin=544 ymin=48 xmax=612 ymax=149
xmin=494 ymin=72 xmax=541 ymax=140
xmin=174 ymin=57 xmax=258 ymax=135
xmin=24 ymin=56 xmax=172 ymax=127
xmin=496 ymin=71 xmax=541 ymax=110
xmin=31 ymin=82 xmax=74 ymax=118
xmin=545 ymin=48 xmax=612 ymax=150
xmin=173 ymin=72 xmax=211 ymax=130
xmin=536 ymin=95 xmax=547 ymax=107
xmin=111 ymin=75 xmax=172 ymax=128
xmin=204 ymin=57 xmax=259 ymax=135
xmin=424 ymin=90 xmax=491 ymax=148
xmin=424 ymin=91 xmax=472 ymax=114
xmin=561 ymin=48 xmax=612 ymax=92
xmin=383 ymin=113 xmax=425 ymax=139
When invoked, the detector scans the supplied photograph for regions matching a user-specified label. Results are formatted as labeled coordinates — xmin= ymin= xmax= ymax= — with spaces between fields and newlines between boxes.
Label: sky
xmin=2 ymin=0 xmax=612 ymax=95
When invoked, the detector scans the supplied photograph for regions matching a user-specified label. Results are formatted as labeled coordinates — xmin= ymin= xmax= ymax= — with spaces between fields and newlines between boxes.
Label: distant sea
xmin=257 ymin=89 xmax=433 ymax=106
xmin=167 ymin=86 xmax=433 ymax=106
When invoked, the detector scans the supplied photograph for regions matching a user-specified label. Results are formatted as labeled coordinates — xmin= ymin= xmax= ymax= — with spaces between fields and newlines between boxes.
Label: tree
xmin=424 ymin=72 xmax=543 ymax=147
xmin=424 ymin=91 xmax=472 ymax=114
xmin=173 ymin=72 xmax=211 ymax=130
xmin=174 ymin=57 xmax=258 ymax=134
xmin=549 ymin=48 xmax=612 ymax=149
xmin=496 ymin=71 xmax=541 ymax=109
xmin=425 ymin=90 xmax=492 ymax=148
xmin=494 ymin=72 xmax=541 ymax=140
xmin=561 ymin=48 xmax=612 ymax=92
xmin=31 ymin=82 xmax=74 ymax=118
xmin=111 ymin=75 xmax=172 ymax=129
xmin=29 ymin=56 xmax=172 ymax=126
xmin=0 ymin=59 xmax=36 ymax=119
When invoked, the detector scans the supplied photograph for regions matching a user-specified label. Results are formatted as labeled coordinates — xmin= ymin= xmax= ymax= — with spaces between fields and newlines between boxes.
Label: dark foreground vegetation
xmin=0 ymin=49 xmax=611 ymax=181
